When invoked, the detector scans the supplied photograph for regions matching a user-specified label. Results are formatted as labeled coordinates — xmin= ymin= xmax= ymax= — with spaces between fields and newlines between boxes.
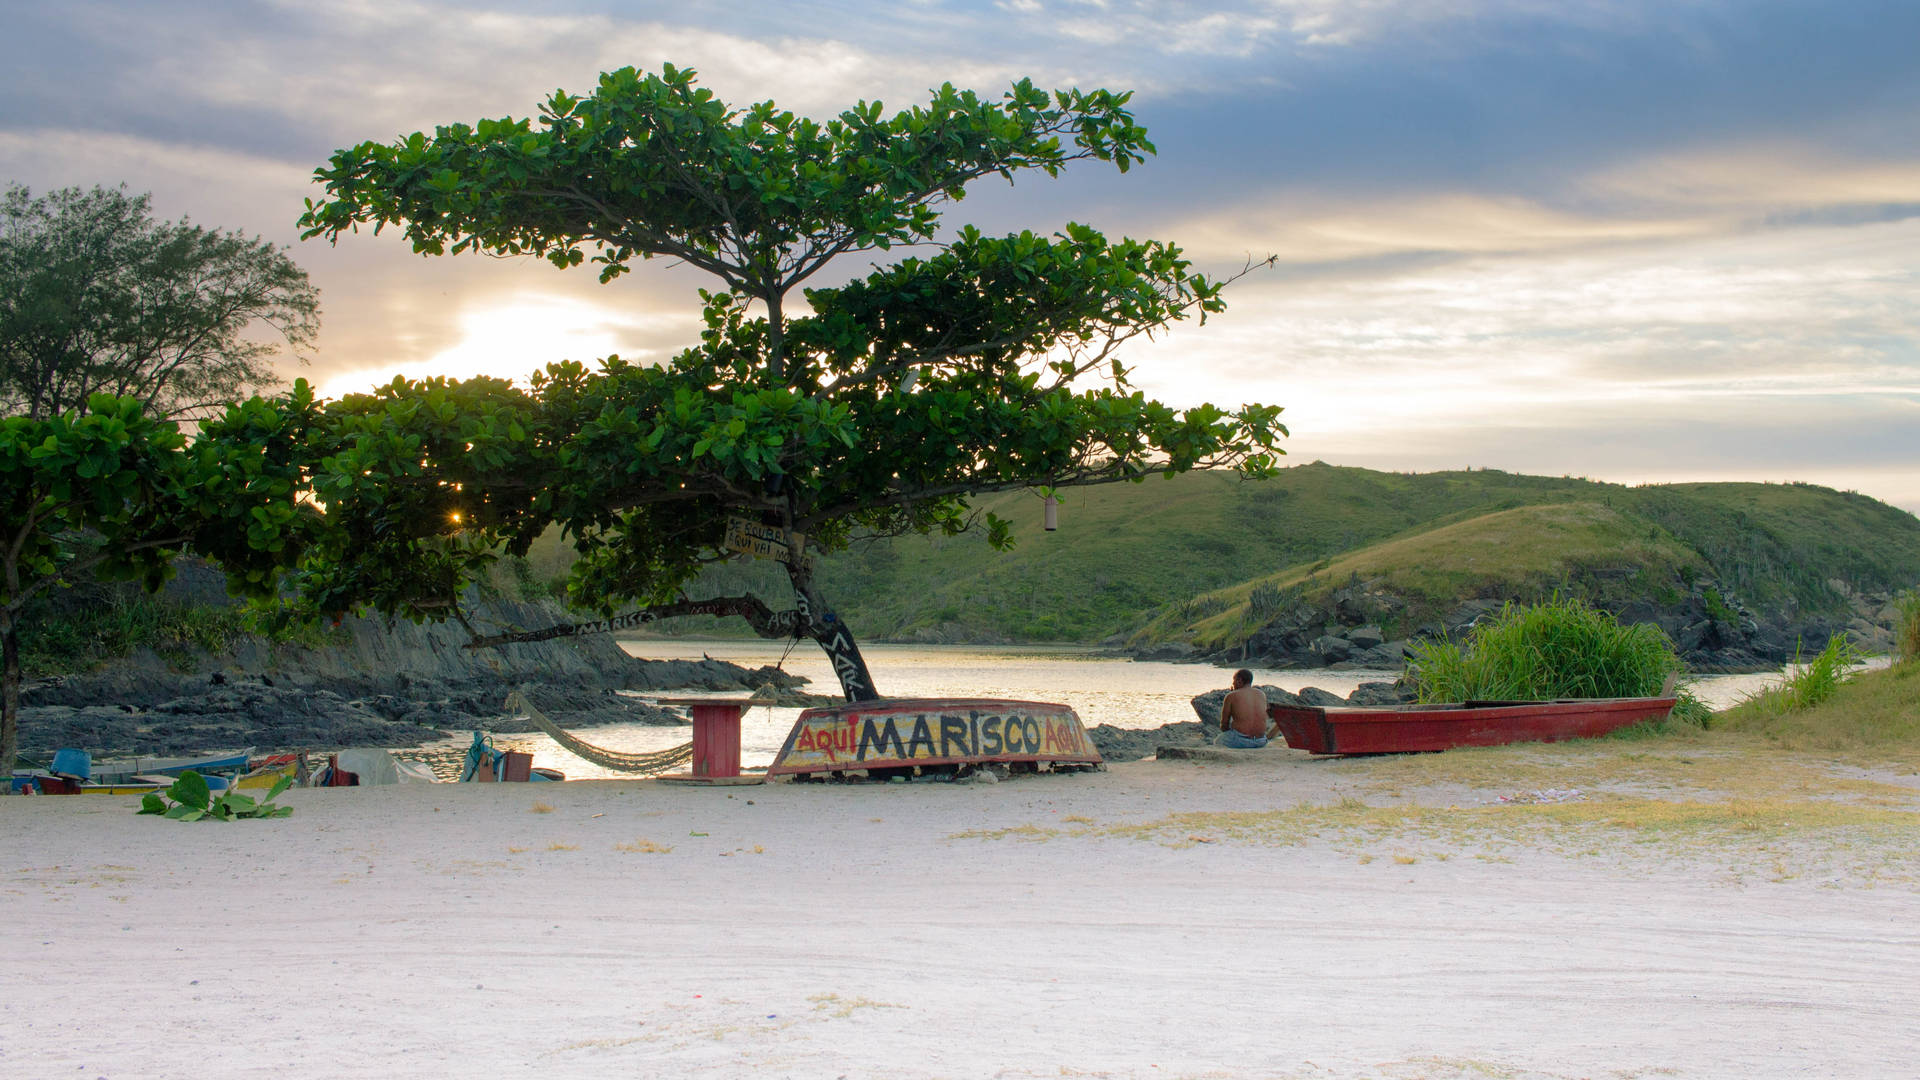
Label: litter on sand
xmin=1494 ymin=788 xmax=1587 ymax=804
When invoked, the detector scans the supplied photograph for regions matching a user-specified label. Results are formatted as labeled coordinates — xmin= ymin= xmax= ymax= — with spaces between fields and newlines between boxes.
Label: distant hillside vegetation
xmin=1134 ymin=501 xmax=1703 ymax=653
xmin=592 ymin=463 xmax=1919 ymax=662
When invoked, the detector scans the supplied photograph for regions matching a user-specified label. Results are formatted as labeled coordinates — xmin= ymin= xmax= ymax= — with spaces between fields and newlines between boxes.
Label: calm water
xmin=401 ymin=639 xmax=1808 ymax=781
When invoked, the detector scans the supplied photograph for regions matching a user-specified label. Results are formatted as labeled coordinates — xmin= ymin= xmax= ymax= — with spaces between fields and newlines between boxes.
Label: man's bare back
xmin=1219 ymin=672 xmax=1269 ymax=738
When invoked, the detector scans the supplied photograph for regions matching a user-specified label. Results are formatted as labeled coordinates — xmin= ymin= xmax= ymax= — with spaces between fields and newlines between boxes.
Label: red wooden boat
xmin=1268 ymin=696 xmax=1677 ymax=755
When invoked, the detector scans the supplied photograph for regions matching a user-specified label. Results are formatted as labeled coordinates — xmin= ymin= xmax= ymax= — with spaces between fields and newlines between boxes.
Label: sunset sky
xmin=3 ymin=0 xmax=1915 ymax=509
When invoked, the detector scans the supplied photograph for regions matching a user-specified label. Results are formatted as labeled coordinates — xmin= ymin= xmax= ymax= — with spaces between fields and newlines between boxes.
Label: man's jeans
xmin=1214 ymin=729 xmax=1269 ymax=749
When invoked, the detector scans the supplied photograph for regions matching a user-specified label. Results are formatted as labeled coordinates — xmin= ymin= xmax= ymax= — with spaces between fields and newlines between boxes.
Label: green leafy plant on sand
xmin=1408 ymin=597 xmax=1704 ymax=722
xmin=1735 ymin=633 xmax=1866 ymax=717
xmin=138 ymin=770 xmax=293 ymax=821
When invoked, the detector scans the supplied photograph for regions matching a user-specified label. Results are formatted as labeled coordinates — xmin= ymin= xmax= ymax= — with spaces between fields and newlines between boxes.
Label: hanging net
xmin=503 ymin=690 xmax=694 ymax=776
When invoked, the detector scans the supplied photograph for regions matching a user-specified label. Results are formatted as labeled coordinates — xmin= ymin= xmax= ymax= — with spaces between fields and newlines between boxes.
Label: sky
xmin=2 ymin=0 xmax=1916 ymax=511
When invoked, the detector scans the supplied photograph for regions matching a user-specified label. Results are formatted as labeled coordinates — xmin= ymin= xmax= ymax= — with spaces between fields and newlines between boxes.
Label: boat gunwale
xmin=1268 ymin=696 xmax=1679 ymax=755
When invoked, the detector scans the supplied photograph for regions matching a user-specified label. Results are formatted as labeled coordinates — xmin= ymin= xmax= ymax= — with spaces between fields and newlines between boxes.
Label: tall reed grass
xmin=1734 ymin=633 xmax=1865 ymax=718
xmin=1408 ymin=597 xmax=1686 ymax=705
xmin=1895 ymin=588 xmax=1920 ymax=663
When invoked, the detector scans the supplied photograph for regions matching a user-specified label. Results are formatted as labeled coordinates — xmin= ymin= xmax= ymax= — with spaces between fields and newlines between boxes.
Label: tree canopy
xmin=0 ymin=184 xmax=319 ymax=421
xmin=0 ymin=387 xmax=317 ymax=767
xmin=298 ymin=66 xmax=1285 ymax=699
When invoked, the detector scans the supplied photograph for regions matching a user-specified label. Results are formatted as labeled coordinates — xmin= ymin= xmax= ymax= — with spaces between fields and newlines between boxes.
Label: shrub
xmin=1408 ymin=596 xmax=1685 ymax=704
xmin=1896 ymin=589 xmax=1920 ymax=663
xmin=21 ymin=593 xmax=251 ymax=675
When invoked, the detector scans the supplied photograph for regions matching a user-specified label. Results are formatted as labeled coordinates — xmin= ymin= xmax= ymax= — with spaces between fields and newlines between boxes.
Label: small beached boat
xmin=29 ymin=775 xmax=172 ymax=796
xmin=17 ymin=749 xmax=174 ymax=795
xmin=1268 ymin=696 xmax=1678 ymax=755
xmin=234 ymin=754 xmax=301 ymax=790
xmin=91 ymin=750 xmax=254 ymax=785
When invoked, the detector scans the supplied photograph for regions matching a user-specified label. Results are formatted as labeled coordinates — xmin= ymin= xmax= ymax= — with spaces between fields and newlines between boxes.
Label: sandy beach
xmin=7 ymin=743 xmax=1918 ymax=1080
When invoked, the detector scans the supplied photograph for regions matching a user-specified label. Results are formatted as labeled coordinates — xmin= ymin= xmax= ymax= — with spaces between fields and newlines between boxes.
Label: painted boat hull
xmin=92 ymin=751 xmax=254 ymax=785
xmin=1269 ymin=696 xmax=1678 ymax=755
xmin=30 ymin=776 xmax=169 ymax=795
xmin=234 ymin=761 xmax=298 ymax=790
xmin=768 ymin=697 xmax=1103 ymax=776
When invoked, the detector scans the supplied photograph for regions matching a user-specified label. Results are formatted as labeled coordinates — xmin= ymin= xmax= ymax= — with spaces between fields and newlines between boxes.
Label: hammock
xmin=503 ymin=690 xmax=694 ymax=776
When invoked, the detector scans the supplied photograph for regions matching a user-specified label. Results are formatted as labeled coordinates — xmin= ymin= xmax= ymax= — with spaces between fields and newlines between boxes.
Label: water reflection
xmin=395 ymin=639 xmax=1815 ymax=782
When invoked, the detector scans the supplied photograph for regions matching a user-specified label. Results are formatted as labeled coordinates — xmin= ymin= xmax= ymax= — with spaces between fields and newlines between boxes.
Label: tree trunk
xmin=1 ymin=611 xmax=19 ymax=774
xmin=785 ymin=561 xmax=879 ymax=702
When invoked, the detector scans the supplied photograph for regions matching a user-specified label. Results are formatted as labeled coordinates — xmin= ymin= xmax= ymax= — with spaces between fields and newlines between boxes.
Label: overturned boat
xmin=768 ymin=697 xmax=1103 ymax=778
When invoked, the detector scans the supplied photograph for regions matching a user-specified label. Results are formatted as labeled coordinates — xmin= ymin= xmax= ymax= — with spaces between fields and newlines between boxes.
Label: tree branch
xmin=462 ymin=594 xmax=805 ymax=649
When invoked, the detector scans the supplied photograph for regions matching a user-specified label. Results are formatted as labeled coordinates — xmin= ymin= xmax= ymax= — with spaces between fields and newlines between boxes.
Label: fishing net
xmin=503 ymin=690 xmax=694 ymax=776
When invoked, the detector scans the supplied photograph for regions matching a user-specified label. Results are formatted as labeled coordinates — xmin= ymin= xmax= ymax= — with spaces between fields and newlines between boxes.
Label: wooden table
xmin=647 ymin=697 xmax=765 ymax=785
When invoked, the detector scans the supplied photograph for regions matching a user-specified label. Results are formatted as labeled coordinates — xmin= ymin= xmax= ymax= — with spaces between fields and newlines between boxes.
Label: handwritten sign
xmin=724 ymin=517 xmax=809 ymax=567
xmin=768 ymin=698 xmax=1102 ymax=775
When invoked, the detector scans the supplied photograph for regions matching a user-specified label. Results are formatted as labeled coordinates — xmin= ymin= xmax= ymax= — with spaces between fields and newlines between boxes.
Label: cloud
xmin=1167 ymin=191 xmax=1720 ymax=265
xmin=1583 ymin=145 xmax=1920 ymax=219
xmin=0 ymin=129 xmax=311 ymax=242
xmin=10 ymin=0 xmax=1070 ymax=158
xmin=1113 ymin=213 xmax=1919 ymax=504
xmin=7 ymin=0 xmax=1918 ymax=514
xmin=312 ymin=291 xmax=698 ymax=399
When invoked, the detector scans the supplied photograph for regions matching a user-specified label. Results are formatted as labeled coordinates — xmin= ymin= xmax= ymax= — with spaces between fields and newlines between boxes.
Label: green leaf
xmin=139 ymin=793 xmax=167 ymax=815
xmin=167 ymin=770 xmax=211 ymax=810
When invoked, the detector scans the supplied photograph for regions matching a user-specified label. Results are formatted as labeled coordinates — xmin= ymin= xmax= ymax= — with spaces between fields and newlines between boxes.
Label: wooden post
xmin=688 ymin=702 xmax=744 ymax=778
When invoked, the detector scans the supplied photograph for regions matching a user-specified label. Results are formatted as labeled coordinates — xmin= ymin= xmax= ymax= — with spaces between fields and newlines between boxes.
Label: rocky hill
xmin=1128 ymin=498 xmax=1912 ymax=672
xmin=644 ymin=465 xmax=1920 ymax=669
xmin=16 ymin=562 xmax=804 ymax=757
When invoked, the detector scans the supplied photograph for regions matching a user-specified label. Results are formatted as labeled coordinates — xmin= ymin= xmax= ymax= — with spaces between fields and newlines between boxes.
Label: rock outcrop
xmin=1135 ymin=574 xmax=1898 ymax=675
xmin=17 ymin=566 xmax=812 ymax=757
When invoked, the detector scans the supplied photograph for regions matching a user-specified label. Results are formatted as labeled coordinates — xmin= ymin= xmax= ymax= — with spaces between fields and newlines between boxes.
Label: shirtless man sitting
xmin=1216 ymin=668 xmax=1271 ymax=749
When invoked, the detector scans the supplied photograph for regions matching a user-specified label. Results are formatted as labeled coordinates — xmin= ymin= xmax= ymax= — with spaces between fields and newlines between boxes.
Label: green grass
xmin=1134 ymin=500 xmax=1703 ymax=651
xmin=20 ymin=593 xmax=254 ymax=675
xmin=18 ymin=587 xmax=337 ymax=676
xmin=1730 ymin=633 xmax=1866 ymax=718
xmin=531 ymin=463 xmax=1920 ymax=646
xmin=1406 ymin=596 xmax=1685 ymax=703
xmin=1715 ymin=659 xmax=1920 ymax=764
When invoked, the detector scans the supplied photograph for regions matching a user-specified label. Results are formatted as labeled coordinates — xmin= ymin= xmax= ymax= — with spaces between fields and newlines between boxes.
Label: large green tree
xmin=0 ymin=184 xmax=320 ymax=421
xmin=0 ymin=388 xmax=316 ymax=768
xmin=298 ymin=66 xmax=1284 ymax=699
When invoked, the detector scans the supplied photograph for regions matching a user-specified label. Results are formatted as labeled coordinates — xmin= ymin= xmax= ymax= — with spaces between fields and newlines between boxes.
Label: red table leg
xmin=688 ymin=703 xmax=744 ymax=778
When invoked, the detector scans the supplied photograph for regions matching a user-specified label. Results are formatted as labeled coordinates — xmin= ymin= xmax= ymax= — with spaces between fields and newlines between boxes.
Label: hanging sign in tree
xmin=723 ymin=517 xmax=808 ymax=567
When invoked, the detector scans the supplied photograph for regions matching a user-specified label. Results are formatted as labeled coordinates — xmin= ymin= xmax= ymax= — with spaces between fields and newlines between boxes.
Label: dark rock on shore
xmin=1086 ymin=721 xmax=1209 ymax=763
xmin=1187 ymin=685 xmax=1301 ymax=724
xmin=1345 ymin=681 xmax=1416 ymax=706
xmin=1085 ymin=679 xmax=1420 ymax=764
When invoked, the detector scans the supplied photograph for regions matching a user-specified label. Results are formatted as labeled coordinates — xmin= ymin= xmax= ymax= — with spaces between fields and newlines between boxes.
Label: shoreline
xmin=8 ymin=741 xmax=1915 ymax=1079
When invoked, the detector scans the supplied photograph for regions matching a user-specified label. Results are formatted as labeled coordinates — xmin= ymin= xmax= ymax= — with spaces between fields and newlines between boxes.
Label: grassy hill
xmin=572 ymin=462 xmax=1920 ymax=647
xmin=1134 ymin=501 xmax=1705 ymax=652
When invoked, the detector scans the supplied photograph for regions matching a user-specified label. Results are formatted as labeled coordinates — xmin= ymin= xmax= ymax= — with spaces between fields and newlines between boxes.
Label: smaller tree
xmin=0 ymin=387 xmax=316 ymax=768
xmin=0 ymin=184 xmax=320 ymax=421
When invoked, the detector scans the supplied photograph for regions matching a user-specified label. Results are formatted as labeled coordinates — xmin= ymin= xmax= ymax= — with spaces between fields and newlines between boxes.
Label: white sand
xmin=5 ymin=757 xmax=1917 ymax=1080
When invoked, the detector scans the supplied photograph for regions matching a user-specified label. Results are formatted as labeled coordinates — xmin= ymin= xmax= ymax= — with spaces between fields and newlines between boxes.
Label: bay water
xmin=406 ymin=639 xmax=1804 ymax=781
